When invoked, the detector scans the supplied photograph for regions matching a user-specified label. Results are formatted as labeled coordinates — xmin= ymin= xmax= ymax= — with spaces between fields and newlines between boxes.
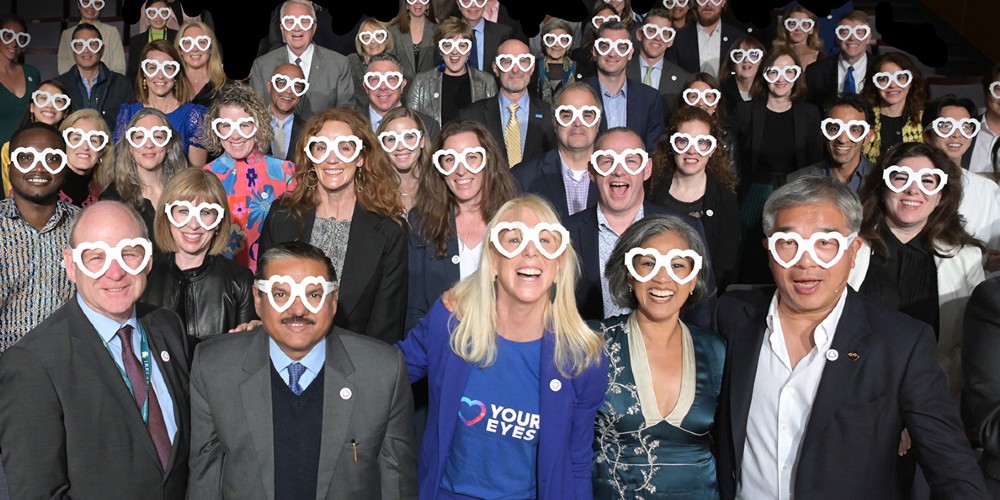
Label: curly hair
xmin=107 ymin=107 xmax=186 ymax=214
xmin=862 ymin=52 xmax=927 ymax=127
xmin=280 ymin=106 xmax=403 ymax=223
xmin=134 ymin=40 xmax=191 ymax=105
xmin=412 ymin=119 xmax=518 ymax=258
xmin=650 ymin=106 xmax=738 ymax=196
xmin=201 ymin=82 xmax=273 ymax=155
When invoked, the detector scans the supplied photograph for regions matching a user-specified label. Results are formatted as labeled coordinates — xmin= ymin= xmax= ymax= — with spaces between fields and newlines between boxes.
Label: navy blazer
xmin=584 ymin=76 xmax=665 ymax=151
xmin=511 ymin=149 xmax=599 ymax=220
xmin=664 ymin=22 xmax=742 ymax=76
xmin=258 ymin=203 xmax=408 ymax=345
xmin=397 ymin=300 xmax=608 ymax=500
xmin=715 ymin=288 xmax=988 ymax=499
xmin=625 ymin=56 xmax=690 ymax=117
xmin=804 ymin=53 xmax=875 ymax=108
xmin=404 ymin=210 xmax=460 ymax=332
xmin=458 ymin=94 xmax=555 ymax=168
xmin=562 ymin=202 xmax=717 ymax=328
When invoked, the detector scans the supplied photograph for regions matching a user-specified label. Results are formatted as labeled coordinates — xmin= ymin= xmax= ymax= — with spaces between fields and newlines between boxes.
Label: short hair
xmin=596 ymin=126 xmax=645 ymax=151
xmin=255 ymin=240 xmax=337 ymax=283
xmin=823 ymin=92 xmax=876 ymax=125
xmin=279 ymin=0 xmax=316 ymax=20
xmin=643 ymin=7 xmax=672 ymax=23
xmin=201 ymin=82 xmax=274 ymax=155
xmin=762 ymin=176 xmax=862 ymax=236
xmin=153 ymin=168 xmax=232 ymax=255
xmin=72 ymin=22 xmax=102 ymax=39
xmin=838 ymin=10 xmax=870 ymax=25
xmin=434 ymin=17 xmax=472 ymax=46
xmin=751 ymin=45 xmax=807 ymax=102
xmin=69 ymin=200 xmax=148 ymax=247
xmin=365 ymin=52 xmax=403 ymax=73
xmin=553 ymin=81 xmax=603 ymax=111
xmin=10 ymin=122 xmax=64 ymax=150
xmin=0 ymin=14 xmax=28 ymax=33
xmin=922 ymin=94 xmax=978 ymax=129
xmin=540 ymin=18 xmax=574 ymax=39
xmin=134 ymin=40 xmax=190 ymax=104
xmin=981 ymin=62 xmax=1000 ymax=95
xmin=596 ymin=20 xmax=630 ymax=39
xmin=355 ymin=18 xmax=394 ymax=56
xmin=605 ymin=214 xmax=711 ymax=310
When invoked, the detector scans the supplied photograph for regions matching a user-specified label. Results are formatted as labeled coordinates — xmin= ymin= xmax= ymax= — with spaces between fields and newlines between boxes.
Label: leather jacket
xmin=143 ymin=254 xmax=257 ymax=350
xmin=405 ymin=66 xmax=498 ymax=125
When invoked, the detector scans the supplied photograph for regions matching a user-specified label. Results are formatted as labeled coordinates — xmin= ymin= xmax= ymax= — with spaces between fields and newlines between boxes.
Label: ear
xmin=252 ymin=287 xmax=264 ymax=317
xmin=63 ymin=247 xmax=78 ymax=284
xmin=492 ymin=61 xmax=500 ymax=77
xmin=848 ymin=235 xmax=864 ymax=269
xmin=642 ymin=158 xmax=653 ymax=181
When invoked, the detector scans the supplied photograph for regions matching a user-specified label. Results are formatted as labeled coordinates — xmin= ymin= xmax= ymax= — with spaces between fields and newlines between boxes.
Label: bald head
xmin=70 ymin=201 xmax=147 ymax=247
xmin=272 ymin=63 xmax=304 ymax=80
xmin=269 ymin=63 xmax=306 ymax=117
xmin=494 ymin=39 xmax=534 ymax=97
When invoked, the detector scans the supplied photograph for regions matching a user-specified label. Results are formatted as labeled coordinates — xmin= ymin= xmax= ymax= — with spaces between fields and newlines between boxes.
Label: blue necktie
xmin=288 ymin=362 xmax=305 ymax=396
xmin=470 ymin=29 xmax=480 ymax=70
xmin=844 ymin=66 xmax=856 ymax=94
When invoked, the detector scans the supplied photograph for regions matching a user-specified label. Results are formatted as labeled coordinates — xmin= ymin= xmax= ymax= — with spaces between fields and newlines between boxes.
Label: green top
xmin=0 ymin=64 xmax=40 ymax=145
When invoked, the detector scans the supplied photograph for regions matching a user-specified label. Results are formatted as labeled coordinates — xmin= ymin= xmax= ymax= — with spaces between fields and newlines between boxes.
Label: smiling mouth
xmin=609 ymin=181 xmax=628 ymax=195
xmin=25 ymin=176 xmax=53 ymax=186
xmin=649 ymin=288 xmax=675 ymax=299
xmin=516 ymin=267 xmax=542 ymax=280
xmin=901 ymin=200 xmax=922 ymax=207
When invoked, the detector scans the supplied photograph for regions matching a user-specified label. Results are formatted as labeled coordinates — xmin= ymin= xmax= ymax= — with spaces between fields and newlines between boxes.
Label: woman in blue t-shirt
xmin=398 ymin=195 xmax=607 ymax=500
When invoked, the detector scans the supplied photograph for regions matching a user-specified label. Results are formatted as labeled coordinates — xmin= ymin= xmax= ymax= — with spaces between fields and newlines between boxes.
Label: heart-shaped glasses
xmin=165 ymin=200 xmax=225 ymax=230
xmin=591 ymin=149 xmax=648 ymax=176
xmin=304 ymin=135 xmax=363 ymax=164
xmin=255 ymin=275 xmax=337 ymax=313
xmin=432 ymin=147 xmax=487 ymax=175
xmin=882 ymin=165 xmax=948 ymax=195
xmin=768 ymin=231 xmax=857 ymax=269
xmin=625 ymin=247 xmax=702 ymax=284
xmin=491 ymin=221 xmax=570 ymax=259
xmin=72 ymin=238 xmax=153 ymax=279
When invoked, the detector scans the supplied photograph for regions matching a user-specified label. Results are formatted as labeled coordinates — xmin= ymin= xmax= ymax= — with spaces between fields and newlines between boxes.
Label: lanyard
xmin=103 ymin=323 xmax=153 ymax=424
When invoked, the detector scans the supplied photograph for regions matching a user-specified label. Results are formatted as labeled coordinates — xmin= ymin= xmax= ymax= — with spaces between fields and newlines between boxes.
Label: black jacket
xmin=54 ymin=63 xmax=134 ymax=130
xmin=142 ymin=253 xmax=257 ymax=354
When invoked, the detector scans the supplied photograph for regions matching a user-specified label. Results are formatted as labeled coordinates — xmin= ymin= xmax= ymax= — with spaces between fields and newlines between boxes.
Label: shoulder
xmin=356 ymin=206 xmax=406 ymax=238
xmin=9 ymin=301 xmax=77 ymax=352
xmin=628 ymin=78 xmax=659 ymax=98
xmin=335 ymin=327 xmax=404 ymax=364
xmin=564 ymin=206 xmax=596 ymax=231
xmin=717 ymin=288 xmax=772 ymax=322
xmin=593 ymin=314 xmax=629 ymax=343
xmin=255 ymin=46 xmax=286 ymax=67
xmin=195 ymin=327 xmax=260 ymax=362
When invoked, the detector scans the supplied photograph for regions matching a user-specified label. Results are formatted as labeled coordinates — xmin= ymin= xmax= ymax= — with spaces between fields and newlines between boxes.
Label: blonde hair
xmin=773 ymin=6 xmax=824 ymax=53
xmin=175 ymin=21 xmax=227 ymax=91
xmin=60 ymin=108 xmax=114 ymax=193
xmin=153 ymin=168 xmax=232 ymax=255
xmin=354 ymin=18 xmax=394 ymax=58
xmin=449 ymin=195 xmax=604 ymax=378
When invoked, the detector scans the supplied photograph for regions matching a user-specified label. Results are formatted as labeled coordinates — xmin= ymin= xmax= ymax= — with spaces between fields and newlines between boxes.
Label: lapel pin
xmin=451 ymin=255 xmax=460 ymax=264
xmin=723 ymin=36 xmax=729 ymax=42
xmin=433 ymin=92 xmax=440 ymax=98
xmin=340 ymin=387 xmax=353 ymax=400
xmin=671 ymin=75 xmax=677 ymax=81
xmin=847 ymin=351 xmax=860 ymax=361
xmin=825 ymin=349 xmax=839 ymax=361
xmin=534 ymin=114 xmax=543 ymax=119
xmin=549 ymin=379 xmax=562 ymax=392
xmin=706 ymin=209 xmax=714 ymax=217
xmin=160 ymin=351 xmax=170 ymax=362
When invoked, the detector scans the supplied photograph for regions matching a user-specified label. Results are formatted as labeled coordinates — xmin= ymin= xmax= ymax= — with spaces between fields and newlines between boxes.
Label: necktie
xmin=272 ymin=121 xmax=286 ymax=159
xmin=642 ymin=65 xmax=655 ymax=86
xmin=294 ymin=57 xmax=302 ymax=68
xmin=115 ymin=325 xmax=171 ymax=469
xmin=504 ymin=102 xmax=522 ymax=167
xmin=288 ymin=362 xmax=306 ymax=396
xmin=470 ymin=32 xmax=480 ymax=70
xmin=844 ymin=65 xmax=856 ymax=94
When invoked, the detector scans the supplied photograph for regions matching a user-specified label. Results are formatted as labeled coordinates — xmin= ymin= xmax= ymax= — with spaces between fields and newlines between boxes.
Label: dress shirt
xmin=837 ymin=55 xmax=867 ymax=93
xmin=559 ymin=151 xmax=591 ymax=216
xmin=599 ymin=79 xmax=628 ymax=129
xmin=696 ymin=22 xmax=722 ymax=78
xmin=369 ymin=105 xmax=386 ymax=131
xmin=969 ymin=117 xmax=999 ymax=173
xmin=472 ymin=19 xmax=486 ymax=72
xmin=270 ymin=113 xmax=294 ymax=159
xmin=77 ymin=294 xmax=178 ymax=442
xmin=597 ymin=204 xmax=644 ymax=318
xmin=737 ymin=289 xmax=848 ymax=500
xmin=78 ymin=65 xmax=104 ymax=98
xmin=499 ymin=91 xmax=530 ymax=152
xmin=287 ymin=43 xmax=316 ymax=81
xmin=269 ymin=336 xmax=326 ymax=392
xmin=639 ymin=56 xmax=664 ymax=89
xmin=822 ymin=156 xmax=873 ymax=192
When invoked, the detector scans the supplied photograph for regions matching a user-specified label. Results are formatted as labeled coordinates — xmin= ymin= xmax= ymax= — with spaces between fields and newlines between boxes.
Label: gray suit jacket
xmin=389 ymin=22 xmax=437 ymax=81
xmin=405 ymin=67 xmax=497 ymax=126
xmin=251 ymin=44 xmax=355 ymax=121
xmin=626 ymin=56 xmax=690 ymax=115
xmin=187 ymin=326 xmax=417 ymax=500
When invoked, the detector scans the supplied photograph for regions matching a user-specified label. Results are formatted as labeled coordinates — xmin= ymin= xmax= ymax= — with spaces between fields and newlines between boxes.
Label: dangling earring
xmin=355 ymin=166 xmax=365 ymax=192
xmin=303 ymin=169 xmax=319 ymax=189
xmin=549 ymin=283 xmax=557 ymax=303
xmin=142 ymin=78 xmax=148 ymax=92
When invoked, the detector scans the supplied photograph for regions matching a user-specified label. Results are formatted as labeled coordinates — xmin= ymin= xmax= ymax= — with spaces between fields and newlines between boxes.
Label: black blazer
xmin=0 ymin=300 xmax=190 ymax=499
xmin=562 ymin=202 xmax=717 ymax=328
xmin=962 ymin=276 xmax=1000 ymax=496
xmin=404 ymin=210 xmax=460 ymax=332
xmin=584 ymin=76 xmax=665 ymax=152
xmin=734 ymin=98 xmax=822 ymax=195
xmin=266 ymin=113 xmax=306 ymax=161
xmin=126 ymin=29 xmax=178 ymax=82
xmin=649 ymin=174 xmax=740 ymax=292
xmin=436 ymin=20 xmax=512 ymax=72
xmin=258 ymin=203 xmax=408 ymax=345
xmin=804 ymin=53 xmax=875 ymax=108
xmin=511 ymin=148 xmax=598 ymax=220
xmin=54 ymin=63 xmax=134 ymax=130
xmin=665 ymin=22 xmax=742 ymax=76
xmin=458 ymin=94 xmax=555 ymax=168
xmin=715 ymin=288 xmax=989 ymax=499
xmin=626 ymin=56 xmax=690 ymax=117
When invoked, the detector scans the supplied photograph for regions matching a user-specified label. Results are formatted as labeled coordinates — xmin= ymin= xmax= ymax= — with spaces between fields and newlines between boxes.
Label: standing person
xmin=861 ymin=53 xmax=927 ymax=164
xmin=60 ymin=108 xmax=113 ymax=206
xmin=56 ymin=0 xmax=126 ymax=75
xmin=126 ymin=0 xmax=178 ymax=81
xmin=175 ymin=21 xmax=227 ymax=107
xmin=187 ymin=241 xmax=417 ymax=500
xmin=804 ymin=10 xmax=873 ymax=107
xmin=0 ymin=200 xmax=190 ymax=499
xmin=0 ymin=15 xmax=40 ymax=146
xmin=787 ymin=93 xmax=876 ymax=192
xmin=265 ymin=63 xmax=307 ymax=161
xmin=532 ymin=19 xmax=579 ymax=108
xmin=664 ymin=0 xmax=741 ymax=79
xmin=715 ymin=176 xmax=989 ymax=500
xmin=0 ymin=123 xmax=79 ymax=350
xmin=455 ymin=0 xmax=513 ymax=72
xmin=54 ymin=23 xmax=134 ymax=129
xmin=398 ymin=195 xmax=607 ymax=500
xmin=376 ymin=106 xmax=431 ymax=214
xmin=773 ymin=6 xmax=824 ymax=68
xmin=388 ymin=0 xmax=437 ymax=81
xmin=627 ymin=8 xmax=690 ymax=115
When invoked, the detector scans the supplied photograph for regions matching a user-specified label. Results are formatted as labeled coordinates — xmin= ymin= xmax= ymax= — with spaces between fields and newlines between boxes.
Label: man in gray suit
xmin=627 ymin=8 xmax=689 ymax=116
xmin=188 ymin=241 xmax=417 ymax=500
xmin=250 ymin=0 xmax=354 ymax=121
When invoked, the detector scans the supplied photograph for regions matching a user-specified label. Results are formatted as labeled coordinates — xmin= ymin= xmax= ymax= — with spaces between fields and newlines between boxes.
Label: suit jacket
xmin=715 ymin=288 xmax=989 ymax=499
xmin=389 ymin=22 xmax=437 ymax=82
xmin=626 ymin=56 xmax=690 ymax=117
xmin=963 ymin=276 xmax=1000 ymax=497
xmin=397 ymin=300 xmax=608 ymax=500
xmin=479 ymin=21 xmax=513 ymax=72
xmin=734 ymin=98 xmax=822 ymax=195
xmin=258 ymin=204 xmax=408 ymax=345
xmin=511 ymin=148 xmax=598 ymax=220
xmin=804 ymin=53 xmax=875 ymax=108
xmin=458 ymin=94 xmax=555 ymax=167
xmin=187 ymin=326 xmax=417 ymax=500
xmin=251 ymin=44 xmax=355 ymax=121
xmin=404 ymin=210 xmax=459 ymax=333
xmin=584 ymin=76 xmax=665 ymax=151
xmin=55 ymin=62 xmax=135 ymax=130
xmin=406 ymin=67 xmax=498 ymax=126
xmin=126 ymin=29 xmax=178 ymax=82
xmin=563 ymin=202 xmax=716 ymax=327
xmin=664 ymin=22 xmax=741 ymax=77
xmin=265 ymin=113 xmax=307 ymax=161
xmin=358 ymin=103 xmax=441 ymax=145
xmin=0 ymin=299 xmax=190 ymax=499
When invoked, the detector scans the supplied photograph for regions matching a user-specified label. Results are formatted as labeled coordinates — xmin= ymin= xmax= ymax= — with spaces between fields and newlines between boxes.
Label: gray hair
xmin=279 ymin=0 xmax=316 ymax=20
xmin=605 ymin=214 xmax=711 ymax=310
xmin=541 ymin=18 xmax=574 ymax=38
xmin=365 ymin=52 xmax=403 ymax=73
xmin=109 ymin=107 xmax=186 ymax=214
xmin=762 ymin=176 xmax=862 ymax=235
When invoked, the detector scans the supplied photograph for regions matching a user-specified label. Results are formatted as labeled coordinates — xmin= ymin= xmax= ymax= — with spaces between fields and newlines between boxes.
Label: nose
xmin=103 ymin=257 xmax=128 ymax=280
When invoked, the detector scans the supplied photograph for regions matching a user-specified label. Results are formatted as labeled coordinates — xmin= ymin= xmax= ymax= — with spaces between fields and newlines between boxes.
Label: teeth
xmin=324 ymin=168 xmax=343 ymax=176
xmin=902 ymin=200 xmax=920 ymax=207
xmin=610 ymin=182 xmax=627 ymax=187
xmin=27 ymin=178 xmax=50 ymax=185
xmin=517 ymin=268 xmax=541 ymax=276
xmin=649 ymin=289 xmax=674 ymax=298
xmin=107 ymin=287 xmax=124 ymax=292
xmin=455 ymin=179 xmax=472 ymax=185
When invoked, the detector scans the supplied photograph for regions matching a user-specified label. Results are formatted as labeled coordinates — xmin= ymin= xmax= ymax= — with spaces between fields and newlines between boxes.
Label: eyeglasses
xmin=165 ymin=200 xmax=225 ymax=230
xmin=662 ymin=0 xmax=689 ymax=8
xmin=768 ymin=231 xmax=857 ymax=269
xmin=835 ymin=24 xmax=870 ymax=41
xmin=882 ymin=165 xmax=948 ymax=195
xmin=358 ymin=29 xmax=388 ymax=45
xmin=145 ymin=7 xmax=171 ymax=20
xmin=31 ymin=90 xmax=71 ymax=111
xmin=594 ymin=38 xmax=632 ymax=57
xmin=433 ymin=147 xmax=487 ymax=175
xmin=0 ymin=29 xmax=30 ymax=48
xmin=72 ymin=238 xmax=153 ymax=279
xmin=70 ymin=37 xmax=103 ymax=54
xmin=820 ymin=118 xmax=870 ymax=142
xmin=79 ymin=0 xmax=106 ymax=9
xmin=682 ymin=88 xmax=720 ymax=107
xmin=10 ymin=147 xmax=68 ymax=174
xmin=140 ymin=58 xmax=181 ymax=78
xmin=438 ymin=38 xmax=472 ymax=55
xmin=495 ymin=53 xmax=535 ymax=72
xmin=669 ymin=133 xmax=717 ymax=156
xmin=990 ymin=81 xmax=1000 ymax=100
xmin=211 ymin=117 xmax=257 ymax=140
xmin=125 ymin=126 xmax=172 ymax=148
xmin=457 ymin=0 xmax=488 ymax=8
xmin=625 ymin=247 xmax=702 ymax=284
xmin=270 ymin=74 xmax=309 ymax=96
xmin=871 ymin=69 xmax=913 ymax=90
xmin=178 ymin=35 xmax=211 ymax=53
xmin=591 ymin=15 xmax=620 ymax=29
xmin=730 ymin=48 xmax=763 ymax=64
xmin=62 ymin=128 xmax=109 ymax=151
xmin=694 ymin=0 xmax=724 ymax=6
xmin=255 ymin=275 xmax=337 ymax=313
xmin=281 ymin=15 xmax=315 ymax=31
xmin=762 ymin=64 xmax=802 ymax=83
xmin=406 ymin=0 xmax=430 ymax=5
xmin=554 ymin=105 xmax=601 ymax=128
xmin=542 ymin=33 xmax=573 ymax=48
xmin=930 ymin=117 xmax=979 ymax=139
xmin=378 ymin=129 xmax=422 ymax=152
xmin=591 ymin=149 xmax=648 ymax=176
xmin=784 ymin=18 xmax=815 ymax=32
xmin=641 ymin=24 xmax=676 ymax=43
xmin=363 ymin=71 xmax=404 ymax=91
xmin=491 ymin=221 xmax=570 ymax=259
xmin=304 ymin=135 xmax=363 ymax=164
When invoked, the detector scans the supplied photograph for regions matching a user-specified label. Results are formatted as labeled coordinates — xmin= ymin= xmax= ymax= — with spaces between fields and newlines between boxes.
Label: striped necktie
xmin=504 ymin=102 xmax=522 ymax=167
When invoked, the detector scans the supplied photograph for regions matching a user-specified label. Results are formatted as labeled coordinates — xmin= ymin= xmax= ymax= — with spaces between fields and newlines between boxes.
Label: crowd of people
xmin=1 ymin=0 xmax=1000 ymax=498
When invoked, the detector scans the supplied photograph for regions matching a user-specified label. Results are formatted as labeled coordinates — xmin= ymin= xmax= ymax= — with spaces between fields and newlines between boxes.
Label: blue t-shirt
xmin=441 ymin=336 xmax=542 ymax=499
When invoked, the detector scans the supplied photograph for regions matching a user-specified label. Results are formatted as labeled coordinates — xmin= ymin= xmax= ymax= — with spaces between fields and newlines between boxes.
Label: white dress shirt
xmin=696 ymin=22 xmax=722 ymax=79
xmin=969 ymin=116 xmax=999 ymax=173
xmin=287 ymin=43 xmax=316 ymax=81
xmin=737 ymin=289 xmax=848 ymax=500
xmin=837 ymin=54 xmax=867 ymax=93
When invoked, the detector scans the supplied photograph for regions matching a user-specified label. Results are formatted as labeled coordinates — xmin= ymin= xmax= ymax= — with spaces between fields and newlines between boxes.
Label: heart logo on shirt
xmin=459 ymin=397 xmax=487 ymax=426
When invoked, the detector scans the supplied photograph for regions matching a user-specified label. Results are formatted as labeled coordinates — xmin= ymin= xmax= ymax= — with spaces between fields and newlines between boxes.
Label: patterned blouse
xmin=205 ymin=151 xmax=295 ymax=272
xmin=310 ymin=216 xmax=352 ymax=283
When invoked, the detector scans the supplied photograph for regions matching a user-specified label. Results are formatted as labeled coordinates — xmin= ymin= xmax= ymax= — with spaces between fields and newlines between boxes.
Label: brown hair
xmin=751 ymin=45 xmax=807 ymax=102
xmin=650 ymin=106 xmax=739 ymax=196
xmin=376 ymin=106 xmax=432 ymax=180
xmin=280 ymin=106 xmax=404 ymax=223
xmin=773 ymin=6 xmax=824 ymax=53
xmin=861 ymin=52 xmax=927 ymax=126
xmin=154 ymin=168 xmax=232 ymax=255
xmin=134 ymin=40 xmax=191 ymax=104
xmin=434 ymin=16 xmax=472 ymax=46
xmin=391 ymin=0 xmax=436 ymax=34
xmin=412 ymin=119 xmax=518 ymax=257
xmin=676 ymin=72 xmax=730 ymax=125
xmin=718 ymin=35 xmax=765 ymax=83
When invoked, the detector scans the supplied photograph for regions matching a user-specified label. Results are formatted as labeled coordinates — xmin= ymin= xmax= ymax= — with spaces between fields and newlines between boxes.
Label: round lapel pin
xmin=161 ymin=351 xmax=170 ymax=362
xmin=549 ymin=379 xmax=562 ymax=392
xmin=825 ymin=349 xmax=839 ymax=361
xmin=340 ymin=387 xmax=352 ymax=400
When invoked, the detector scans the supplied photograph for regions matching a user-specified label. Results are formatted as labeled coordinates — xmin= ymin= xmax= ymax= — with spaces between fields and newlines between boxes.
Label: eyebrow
xmin=774 ymin=226 xmax=842 ymax=233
